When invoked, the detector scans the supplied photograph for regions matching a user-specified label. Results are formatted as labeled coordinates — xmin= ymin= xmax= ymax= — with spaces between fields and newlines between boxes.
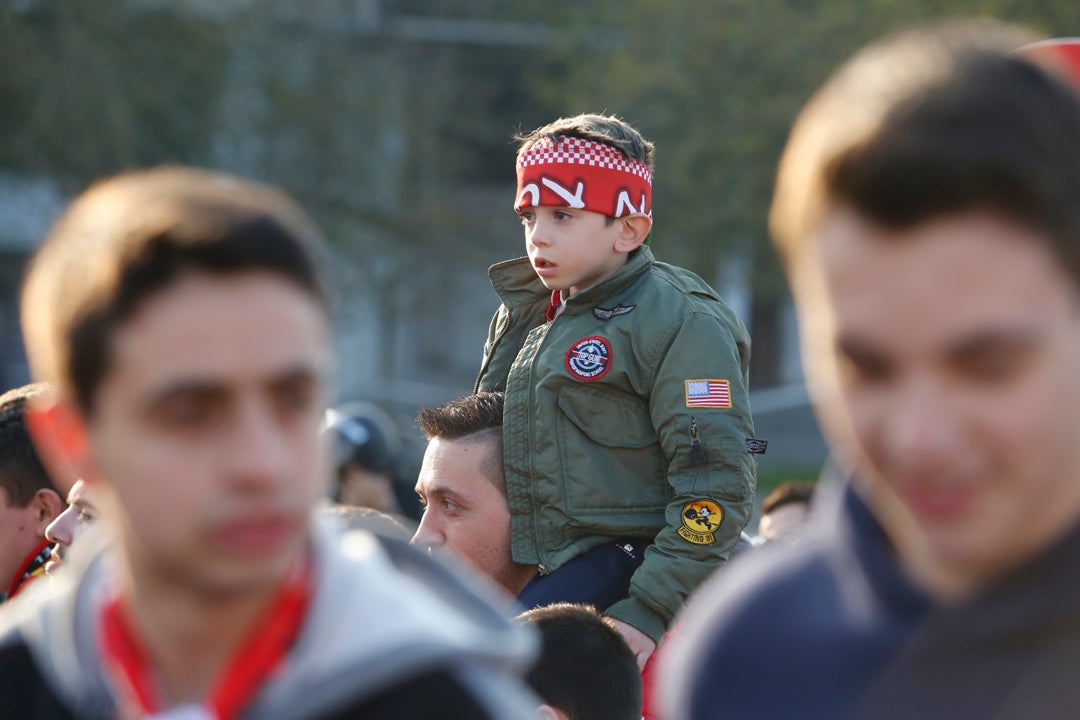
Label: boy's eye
xmin=518 ymin=211 xmax=534 ymax=224
xmin=553 ymin=210 xmax=570 ymax=220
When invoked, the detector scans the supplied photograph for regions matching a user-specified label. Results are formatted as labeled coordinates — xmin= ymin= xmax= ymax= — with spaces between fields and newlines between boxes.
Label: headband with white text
xmin=515 ymin=136 xmax=652 ymax=219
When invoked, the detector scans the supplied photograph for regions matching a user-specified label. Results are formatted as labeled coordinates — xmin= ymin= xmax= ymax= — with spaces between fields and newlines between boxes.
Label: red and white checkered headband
xmin=515 ymin=136 xmax=652 ymax=218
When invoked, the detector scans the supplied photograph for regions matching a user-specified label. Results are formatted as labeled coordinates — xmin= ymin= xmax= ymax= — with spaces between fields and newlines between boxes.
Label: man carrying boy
xmin=0 ymin=166 xmax=539 ymax=718
xmin=413 ymin=391 xmax=540 ymax=598
xmin=476 ymin=114 xmax=758 ymax=666
xmin=661 ymin=23 xmax=1080 ymax=719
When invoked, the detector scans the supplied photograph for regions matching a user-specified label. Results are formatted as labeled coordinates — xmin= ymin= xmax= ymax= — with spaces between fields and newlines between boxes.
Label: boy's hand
xmin=607 ymin=618 xmax=657 ymax=671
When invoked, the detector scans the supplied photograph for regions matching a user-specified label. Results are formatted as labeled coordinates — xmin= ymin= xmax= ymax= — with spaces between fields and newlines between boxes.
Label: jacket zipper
xmin=690 ymin=415 xmax=706 ymax=465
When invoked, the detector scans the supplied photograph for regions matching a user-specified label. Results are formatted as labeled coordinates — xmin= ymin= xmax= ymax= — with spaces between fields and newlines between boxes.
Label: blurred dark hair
xmin=21 ymin=166 xmax=329 ymax=415
xmin=0 ymin=383 xmax=57 ymax=506
xmin=771 ymin=20 xmax=1080 ymax=287
xmin=760 ymin=481 xmax=816 ymax=517
xmin=517 ymin=603 xmax=642 ymax=720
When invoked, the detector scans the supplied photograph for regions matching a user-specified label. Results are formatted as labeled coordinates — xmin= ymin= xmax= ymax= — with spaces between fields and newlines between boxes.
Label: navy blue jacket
xmin=661 ymin=481 xmax=1080 ymax=719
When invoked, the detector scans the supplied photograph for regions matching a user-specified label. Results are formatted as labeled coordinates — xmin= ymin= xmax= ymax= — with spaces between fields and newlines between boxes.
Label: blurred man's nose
xmin=883 ymin=376 xmax=959 ymax=477
xmin=228 ymin=400 xmax=292 ymax=490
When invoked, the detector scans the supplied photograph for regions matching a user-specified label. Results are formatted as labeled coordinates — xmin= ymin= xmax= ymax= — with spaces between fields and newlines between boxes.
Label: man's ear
xmin=614 ymin=214 xmax=653 ymax=253
xmin=29 ymin=488 xmax=64 ymax=535
xmin=26 ymin=392 xmax=92 ymax=498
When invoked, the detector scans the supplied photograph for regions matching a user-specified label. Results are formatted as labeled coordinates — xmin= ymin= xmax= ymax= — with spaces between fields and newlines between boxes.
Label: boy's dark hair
xmin=416 ymin=392 xmax=504 ymax=494
xmin=21 ymin=166 xmax=329 ymax=415
xmin=760 ymin=481 xmax=816 ymax=517
xmin=515 ymin=113 xmax=655 ymax=172
xmin=771 ymin=20 xmax=1080 ymax=286
xmin=0 ymin=383 xmax=57 ymax=507
xmin=517 ymin=603 xmax=642 ymax=720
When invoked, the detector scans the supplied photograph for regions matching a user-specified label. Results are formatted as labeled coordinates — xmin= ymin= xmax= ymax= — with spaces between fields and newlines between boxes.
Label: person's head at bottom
xmin=517 ymin=603 xmax=642 ymax=720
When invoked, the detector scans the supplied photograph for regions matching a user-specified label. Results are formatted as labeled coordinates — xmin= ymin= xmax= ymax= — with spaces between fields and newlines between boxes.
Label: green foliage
xmin=0 ymin=0 xmax=227 ymax=188
xmin=1 ymin=0 xmax=1078 ymax=298
xmin=528 ymin=0 xmax=1080 ymax=291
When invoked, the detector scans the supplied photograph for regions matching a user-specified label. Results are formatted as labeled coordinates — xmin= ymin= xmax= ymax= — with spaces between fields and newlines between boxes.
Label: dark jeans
xmin=516 ymin=540 xmax=649 ymax=611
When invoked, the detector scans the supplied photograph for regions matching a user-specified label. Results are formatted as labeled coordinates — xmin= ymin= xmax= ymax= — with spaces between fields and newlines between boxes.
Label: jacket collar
xmin=488 ymin=246 xmax=655 ymax=312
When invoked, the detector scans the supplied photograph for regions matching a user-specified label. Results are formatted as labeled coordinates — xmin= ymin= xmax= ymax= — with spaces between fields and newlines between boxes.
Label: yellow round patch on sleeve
xmin=678 ymin=499 xmax=723 ymax=545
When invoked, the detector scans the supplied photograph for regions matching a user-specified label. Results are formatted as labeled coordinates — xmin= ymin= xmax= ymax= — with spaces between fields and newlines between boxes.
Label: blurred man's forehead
xmin=96 ymin=272 xmax=329 ymax=411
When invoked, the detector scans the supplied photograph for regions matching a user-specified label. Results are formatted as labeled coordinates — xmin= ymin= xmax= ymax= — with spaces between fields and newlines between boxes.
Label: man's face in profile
xmin=412 ymin=436 xmax=529 ymax=595
xmin=796 ymin=207 xmax=1080 ymax=593
xmin=77 ymin=271 xmax=330 ymax=596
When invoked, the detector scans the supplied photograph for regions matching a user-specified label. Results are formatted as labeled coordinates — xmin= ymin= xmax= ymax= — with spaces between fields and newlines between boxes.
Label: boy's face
xmin=50 ymin=271 xmax=330 ymax=597
xmin=518 ymin=206 xmax=626 ymax=297
xmin=796 ymin=207 xmax=1080 ymax=595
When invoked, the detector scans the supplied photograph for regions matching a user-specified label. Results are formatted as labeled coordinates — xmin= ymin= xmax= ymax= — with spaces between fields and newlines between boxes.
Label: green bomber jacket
xmin=475 ymin=245 xmax=757 ymax=642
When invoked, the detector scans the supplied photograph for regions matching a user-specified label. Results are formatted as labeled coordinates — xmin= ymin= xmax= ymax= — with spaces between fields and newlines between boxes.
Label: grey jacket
xmin=0 ymin=516 xmax=540 ymax=719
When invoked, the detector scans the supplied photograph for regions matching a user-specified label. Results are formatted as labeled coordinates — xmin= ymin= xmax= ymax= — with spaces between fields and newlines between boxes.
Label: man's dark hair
xmin=760 ymin=481 xmax=816 ymax=517
xmin=416 ymin=392 xmax=504 ymax=492
xmin=0 ymin=383 xmax=57 ymax=507
xmin=21 ymin=166 xmax=329 ymax=415
xmin=771 ymin=20 xmax=1080 ymax=286
xmin=517 ymin=603 xmax=642 ymax=720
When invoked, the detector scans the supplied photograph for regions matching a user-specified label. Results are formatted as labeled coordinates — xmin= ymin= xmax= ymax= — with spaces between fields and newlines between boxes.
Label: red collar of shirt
xmin=545 ymin=290 xmax=564 ymax=322
xmin=5 ymin=539 xmax=51 ymax=601
xmin=100 ymin=558 xmax=313 ymax=720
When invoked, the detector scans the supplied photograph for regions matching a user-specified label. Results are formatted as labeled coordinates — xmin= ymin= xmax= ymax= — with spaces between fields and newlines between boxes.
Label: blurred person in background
xmin=0 ymin=382 xmax=64 ymax=603
xmin=0 ymin=165 xmax=539 ymax=719
xmin=42 ymin=478 xmax=101 ymax=576
xmin=756 ymin=481 xmax=816 ymax=544
xmin=323 ymin=401 xmax=418 ymax=518
xmin=661 ymin=23 xmax=1080 ymax=720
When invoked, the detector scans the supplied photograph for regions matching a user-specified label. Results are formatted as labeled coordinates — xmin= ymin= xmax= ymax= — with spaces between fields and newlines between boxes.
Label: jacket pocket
xmin=555 ymin=385 xmax=667 ymax=513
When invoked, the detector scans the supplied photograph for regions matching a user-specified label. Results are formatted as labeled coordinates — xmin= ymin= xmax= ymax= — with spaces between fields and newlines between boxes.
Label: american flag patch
xmin=685 ymin=379 xmax=732 ymax=408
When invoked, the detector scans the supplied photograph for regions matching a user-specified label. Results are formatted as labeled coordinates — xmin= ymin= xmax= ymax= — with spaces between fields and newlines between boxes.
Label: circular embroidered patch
xmin=678 ymin=499 xmax=723 ymax=545
xmin=564 ymin=335 xmax=612 ymax=381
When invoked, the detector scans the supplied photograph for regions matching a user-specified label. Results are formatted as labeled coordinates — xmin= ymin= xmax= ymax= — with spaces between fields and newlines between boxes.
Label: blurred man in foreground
xmin=662 ymin=22 xmax=1080 ymax=720
xmin=0 ymin=166 xmax=537 ymax=719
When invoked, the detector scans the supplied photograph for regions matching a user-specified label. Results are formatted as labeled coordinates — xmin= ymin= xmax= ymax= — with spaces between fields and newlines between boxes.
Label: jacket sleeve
xmin=606 ymin=309 xmax=757 ymax=643
xmin=475 ymin=305 xmax=509 ymax=393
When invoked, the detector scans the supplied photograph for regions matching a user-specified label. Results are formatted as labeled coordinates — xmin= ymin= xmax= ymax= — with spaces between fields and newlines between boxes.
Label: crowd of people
xmin=1 ymin=18 xmax=1079 ymax=720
